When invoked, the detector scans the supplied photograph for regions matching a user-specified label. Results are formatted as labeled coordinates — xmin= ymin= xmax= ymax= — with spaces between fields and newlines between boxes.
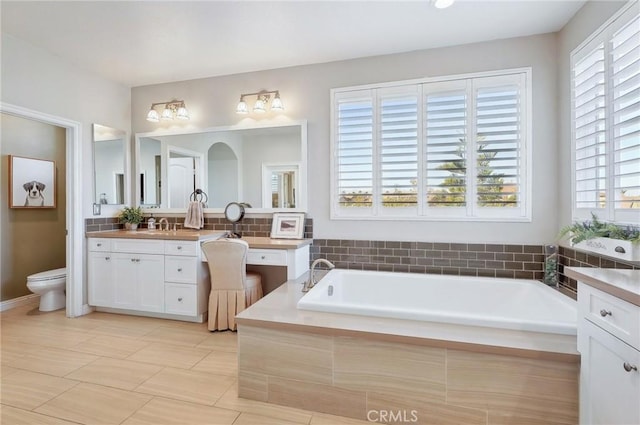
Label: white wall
xmin=556 ymin=1 xmax=629 ymax=231
xmin=132 ymin=33 xmax=560 ymax=244
xmin=1 ymin=33 xmax=131 ymax=217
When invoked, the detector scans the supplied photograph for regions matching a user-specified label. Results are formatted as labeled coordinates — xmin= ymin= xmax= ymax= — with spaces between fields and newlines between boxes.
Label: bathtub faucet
xmin=302 ymin=259 xmax=335 ymax=292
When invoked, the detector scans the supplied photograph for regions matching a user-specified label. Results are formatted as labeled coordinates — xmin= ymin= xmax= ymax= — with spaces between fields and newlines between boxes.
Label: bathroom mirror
xmin=135 ymin=121 xmax=307 ymax=211
xmin=93 ymin=124 xmax=128 ymax=205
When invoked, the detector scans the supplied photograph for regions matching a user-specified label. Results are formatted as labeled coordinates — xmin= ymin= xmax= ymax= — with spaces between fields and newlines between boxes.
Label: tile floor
xmin=1 ymin=303 xmax=370 ymax=425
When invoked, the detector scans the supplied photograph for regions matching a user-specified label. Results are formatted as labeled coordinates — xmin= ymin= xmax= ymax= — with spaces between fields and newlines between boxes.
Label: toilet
xmin=26 ymin=268 xmax=66 ymax=312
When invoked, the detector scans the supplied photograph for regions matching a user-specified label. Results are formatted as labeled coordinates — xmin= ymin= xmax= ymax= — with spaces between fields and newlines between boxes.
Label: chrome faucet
xmin=158 ymin=218 xmax=170 ymax=231
xmin=302 ymin=259 xmax=335 ymax=292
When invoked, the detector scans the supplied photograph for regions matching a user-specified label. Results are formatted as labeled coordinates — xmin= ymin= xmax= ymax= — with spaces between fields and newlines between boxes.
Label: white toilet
xmin=26 ymin=268 xmax=66 ymax=312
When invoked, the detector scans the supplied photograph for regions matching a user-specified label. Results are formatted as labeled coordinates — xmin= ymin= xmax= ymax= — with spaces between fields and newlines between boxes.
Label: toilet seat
xmin=27 ymin=268 xmax=66 ymax=282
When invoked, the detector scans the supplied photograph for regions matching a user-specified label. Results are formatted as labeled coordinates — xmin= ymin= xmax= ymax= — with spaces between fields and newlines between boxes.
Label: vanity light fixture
xmin=146 ymin=100 xmax=190 ymax=123
xmin=236 ymin=90 xmax=284 ymax=115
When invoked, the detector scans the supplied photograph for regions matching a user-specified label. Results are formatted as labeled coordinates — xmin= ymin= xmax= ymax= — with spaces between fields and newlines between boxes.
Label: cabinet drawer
xmin=88 ymin=238 xmax=111 ymax=252
xmin=247 ymin=249 xmax=287 ymax=266
xmin=112 ymin=238 xmax=164 ymax=254
xmin=165 ymin=256 xmax=198 ymax=283
xmin=165 ymin=284 xmax=198 ymax=316
xmin=165 ymin=241 xmax=198 ymax=257
xmin=579 ymin=282 xmax=640 ymax=349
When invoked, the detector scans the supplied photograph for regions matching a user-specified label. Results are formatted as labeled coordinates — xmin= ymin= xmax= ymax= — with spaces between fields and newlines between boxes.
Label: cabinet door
xmin=137 ymin=254 xmax=165 ymax=313
xmin=88 ymin=251 xmax=114 ymax=307
xmin=112 ymin=253 xmax=139 ymax=310
xmin=581 ymin=319 xmax=640 ymax=425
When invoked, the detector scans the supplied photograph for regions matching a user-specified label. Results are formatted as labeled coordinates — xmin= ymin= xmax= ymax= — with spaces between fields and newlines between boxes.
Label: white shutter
xmin=475 ymin=84 xmax=521 ymax=208
xmin=336 ymin=96 xmax=374 ymax=208
xmin=573 ymin=43 xmax=607 ymax=210
xmin=379 ymin=92 xmax=419 ymax=208
xmin=424 ymin=86 xmax=467 ymax=209
xmin=611 ymin=14 xmax=640 ymax=212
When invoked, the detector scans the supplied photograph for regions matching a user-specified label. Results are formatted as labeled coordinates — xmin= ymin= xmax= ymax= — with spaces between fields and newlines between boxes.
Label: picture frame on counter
xmin=270 ymin=212 xmax=305 ymax=239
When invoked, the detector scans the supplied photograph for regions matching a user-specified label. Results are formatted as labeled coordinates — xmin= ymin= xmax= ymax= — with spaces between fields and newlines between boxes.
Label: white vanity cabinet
xmin=88 ymin=237 xmax=210 ymax=322
xmin=577 ymin=281 xmax=640 ymax=425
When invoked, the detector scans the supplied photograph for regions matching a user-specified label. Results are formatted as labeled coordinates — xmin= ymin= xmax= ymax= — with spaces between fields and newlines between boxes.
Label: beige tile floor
xmin=1 ymin=303 xmax=371 ymax=425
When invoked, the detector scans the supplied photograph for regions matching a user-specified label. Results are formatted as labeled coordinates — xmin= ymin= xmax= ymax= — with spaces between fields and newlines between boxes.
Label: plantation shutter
xmin=379 ymin=92 xmax=419 ymax=208
xmin=611 ymin=14 xmax=640 ymax=211
xmin=424 ymin=86 xmax=467 ymax=208
xmin=475 ymin=83 xmax=521 ymax=208
xmin=336 ymin=95 xmax=374 ymax=208
xmin=573 ymin=43 xmax=607 ymax=210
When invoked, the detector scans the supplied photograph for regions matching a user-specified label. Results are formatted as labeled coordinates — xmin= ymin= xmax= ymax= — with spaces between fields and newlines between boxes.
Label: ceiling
xmin=1 ymin=0 xmax=586 ymax=88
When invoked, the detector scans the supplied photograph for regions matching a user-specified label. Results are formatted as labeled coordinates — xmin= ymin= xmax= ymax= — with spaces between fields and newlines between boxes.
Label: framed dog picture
xmin=8 ymin=155 xmax=56 ymax=208
xmin=270 ymin=212 xmax=305 ymax=239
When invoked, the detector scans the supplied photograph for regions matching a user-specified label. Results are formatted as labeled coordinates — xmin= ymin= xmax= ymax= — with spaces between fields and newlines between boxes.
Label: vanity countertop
xmin=565 ymin=267 xmax=640 ymax=306
xmin=86 ymin=229 xmax=226 ymax=241
xmin=86 ymin=230 xmax=313 ymax=248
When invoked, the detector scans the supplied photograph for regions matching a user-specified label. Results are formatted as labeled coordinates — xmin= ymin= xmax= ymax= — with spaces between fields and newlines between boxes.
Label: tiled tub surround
xmin=236 ymin=275 xmax=579 ymax=425
xmin=311 ymin=240 xmax=547 ymax=280
xmin=559 ymin=246 xmax=640 ymax=294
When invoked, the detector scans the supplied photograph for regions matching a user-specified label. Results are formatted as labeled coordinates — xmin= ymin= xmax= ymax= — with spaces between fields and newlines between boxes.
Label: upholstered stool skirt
xmin=208 ymin=272 xmax=263 ymax=331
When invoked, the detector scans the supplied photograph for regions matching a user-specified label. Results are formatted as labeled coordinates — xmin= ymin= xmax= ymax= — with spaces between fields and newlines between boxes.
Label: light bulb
xmin=146 ymin=108 xmax=160 ymax=123
xmin=161 ymin=107 xmax=173 ymax=120
xmin=271 ymin=94 xmax=284 ymax=111
xmin=432 ymin=0 xmax=455 ymax=9
xmin=176 ymin=106 xmax=189 ymax=120
xmin=236 ymin=99 xmax=249 ymax=114
xmin=253 ymin=97 xmax=266 ymax=113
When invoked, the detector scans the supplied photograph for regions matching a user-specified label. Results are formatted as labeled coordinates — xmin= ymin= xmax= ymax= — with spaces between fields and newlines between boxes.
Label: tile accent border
xmin=558 ymin=246 xmax=639 ymax=294
xmin=85 ymin=217 xmax=313 ymax=239
xmin=311 ymin=240 xmax=546 ymax=280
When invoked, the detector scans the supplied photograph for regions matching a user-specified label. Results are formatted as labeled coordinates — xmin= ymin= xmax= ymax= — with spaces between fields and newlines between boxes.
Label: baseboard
xmin=81 ymin=304 xmax=95 ymax=316
xmin=0 ymin=294 xmax=40 ymax=312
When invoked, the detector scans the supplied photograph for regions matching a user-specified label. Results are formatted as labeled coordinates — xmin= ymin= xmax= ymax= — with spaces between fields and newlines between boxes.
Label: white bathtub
xmin=297 ymin=269 xmax=577 ymax=335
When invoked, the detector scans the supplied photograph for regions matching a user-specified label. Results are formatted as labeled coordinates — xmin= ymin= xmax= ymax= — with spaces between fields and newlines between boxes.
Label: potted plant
xmin=559 ymin=213 xmax=640 ymax=262
xmin=118 ymin=206 xmax=144 ymax=230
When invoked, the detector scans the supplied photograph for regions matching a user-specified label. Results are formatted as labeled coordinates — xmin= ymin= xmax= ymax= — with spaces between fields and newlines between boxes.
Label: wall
xmin=1 ymin=33 xmax=131 ymax=303
xmin=132 ymin=33 xmax=559 ymax=244
xmin=556 ymin=0 xmax=628 ymax=231
xmin=0 ymin=114 xmax=66 ymax=301
xmin=1 ymin=33 xmax=131 ymax=217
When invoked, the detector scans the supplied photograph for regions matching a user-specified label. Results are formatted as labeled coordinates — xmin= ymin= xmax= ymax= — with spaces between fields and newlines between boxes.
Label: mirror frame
xmin=92 ymin=123 xmax=130 ymax=207
xmin=134 ymin=120 xmax=308 ymax=214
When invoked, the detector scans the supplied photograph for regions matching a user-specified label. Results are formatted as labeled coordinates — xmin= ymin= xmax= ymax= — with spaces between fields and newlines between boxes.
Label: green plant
xmin=558 ymin=213 xmax=640 ymax=244
xmin=118 ymin=206 xmax=144 ymax=224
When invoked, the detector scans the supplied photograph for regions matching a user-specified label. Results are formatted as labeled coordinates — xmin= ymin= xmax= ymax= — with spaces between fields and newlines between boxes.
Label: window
xmin=331 ymin=69 xmax=531 ymax=221
xmin=571 ymin=3 xmax=640 ymax=224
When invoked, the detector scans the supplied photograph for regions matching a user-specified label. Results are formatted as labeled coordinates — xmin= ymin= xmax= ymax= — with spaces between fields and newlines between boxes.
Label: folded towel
xmin=184 ymin=201 xmax=204 ymax=229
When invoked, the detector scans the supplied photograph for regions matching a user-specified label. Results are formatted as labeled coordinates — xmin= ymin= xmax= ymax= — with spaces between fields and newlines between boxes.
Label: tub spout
xmin=302 ymin=259 xmax=335 ymax=292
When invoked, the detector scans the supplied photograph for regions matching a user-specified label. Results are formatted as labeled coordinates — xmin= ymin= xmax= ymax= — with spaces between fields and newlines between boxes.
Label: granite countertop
xmin=86 ymin=230 xmax=313 ymax=248
xmin=565 ymin=267 xmax=640 ymax=306
xmin=236 ymin=272 xmax=579 ymax=362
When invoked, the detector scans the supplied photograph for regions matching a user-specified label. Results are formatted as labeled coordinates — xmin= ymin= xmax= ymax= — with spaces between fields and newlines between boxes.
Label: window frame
xmin=570 ymin=2 xmax=640 ymax=226
xmin=330 ymin=68 xmax=532 ymax=222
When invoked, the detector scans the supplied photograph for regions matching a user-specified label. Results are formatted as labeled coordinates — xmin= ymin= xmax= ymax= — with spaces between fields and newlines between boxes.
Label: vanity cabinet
xmin=577 ymin=282 xmax=640 ymax=425
xmin=88 ymin=237 xmax=210 ymax=322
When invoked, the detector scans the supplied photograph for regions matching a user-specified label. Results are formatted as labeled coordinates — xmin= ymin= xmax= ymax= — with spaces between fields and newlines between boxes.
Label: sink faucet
xmin=302 ymin=259 xmax=335 ymax=292
xmin=158 ymin=218 xmax=170 ymax=231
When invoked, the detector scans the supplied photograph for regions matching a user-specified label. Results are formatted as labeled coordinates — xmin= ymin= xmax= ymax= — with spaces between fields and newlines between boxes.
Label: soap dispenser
xmin=147 ymin=214 xmax=156 ymax=230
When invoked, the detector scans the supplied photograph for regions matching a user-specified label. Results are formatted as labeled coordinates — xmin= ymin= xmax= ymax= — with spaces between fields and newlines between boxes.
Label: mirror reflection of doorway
xmin=169 ymin=156 xmax=197 ymax=209
xmin=208 ymin=142 xmax=239 ymax=208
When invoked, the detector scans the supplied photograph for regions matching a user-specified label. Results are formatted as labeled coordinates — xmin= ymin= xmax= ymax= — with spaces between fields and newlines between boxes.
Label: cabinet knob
xmin=177 ymin=246 xmax=182 ymax=250
xmin=261 ymin=255 xmax=266 ymax=260
xmin=105 ymin=256 xmax=110 ymax=261
xmin=131 ymin=258 xmax=136 ymax=263
xmin=177 ymin=268 xmax=182 ymax=272
xmin=599 ymin=309 xmax=612 ymax=317
xmin=623 ymin=362 xmax=638 ymax=372
xmin=178 ymin=297 xmax=183 ymax=302
xmin=97 ymin=243 xmax=102 ymax=247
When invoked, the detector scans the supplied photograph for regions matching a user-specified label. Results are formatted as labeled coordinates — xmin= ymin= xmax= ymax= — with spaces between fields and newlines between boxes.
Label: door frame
xmin=1 ymin=102 xmax=84 ymax=318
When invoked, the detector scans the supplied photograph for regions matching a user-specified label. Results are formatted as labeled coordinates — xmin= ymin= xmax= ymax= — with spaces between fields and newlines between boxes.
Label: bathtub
xmin=297 ymin=269 xmax=577 ymax=335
